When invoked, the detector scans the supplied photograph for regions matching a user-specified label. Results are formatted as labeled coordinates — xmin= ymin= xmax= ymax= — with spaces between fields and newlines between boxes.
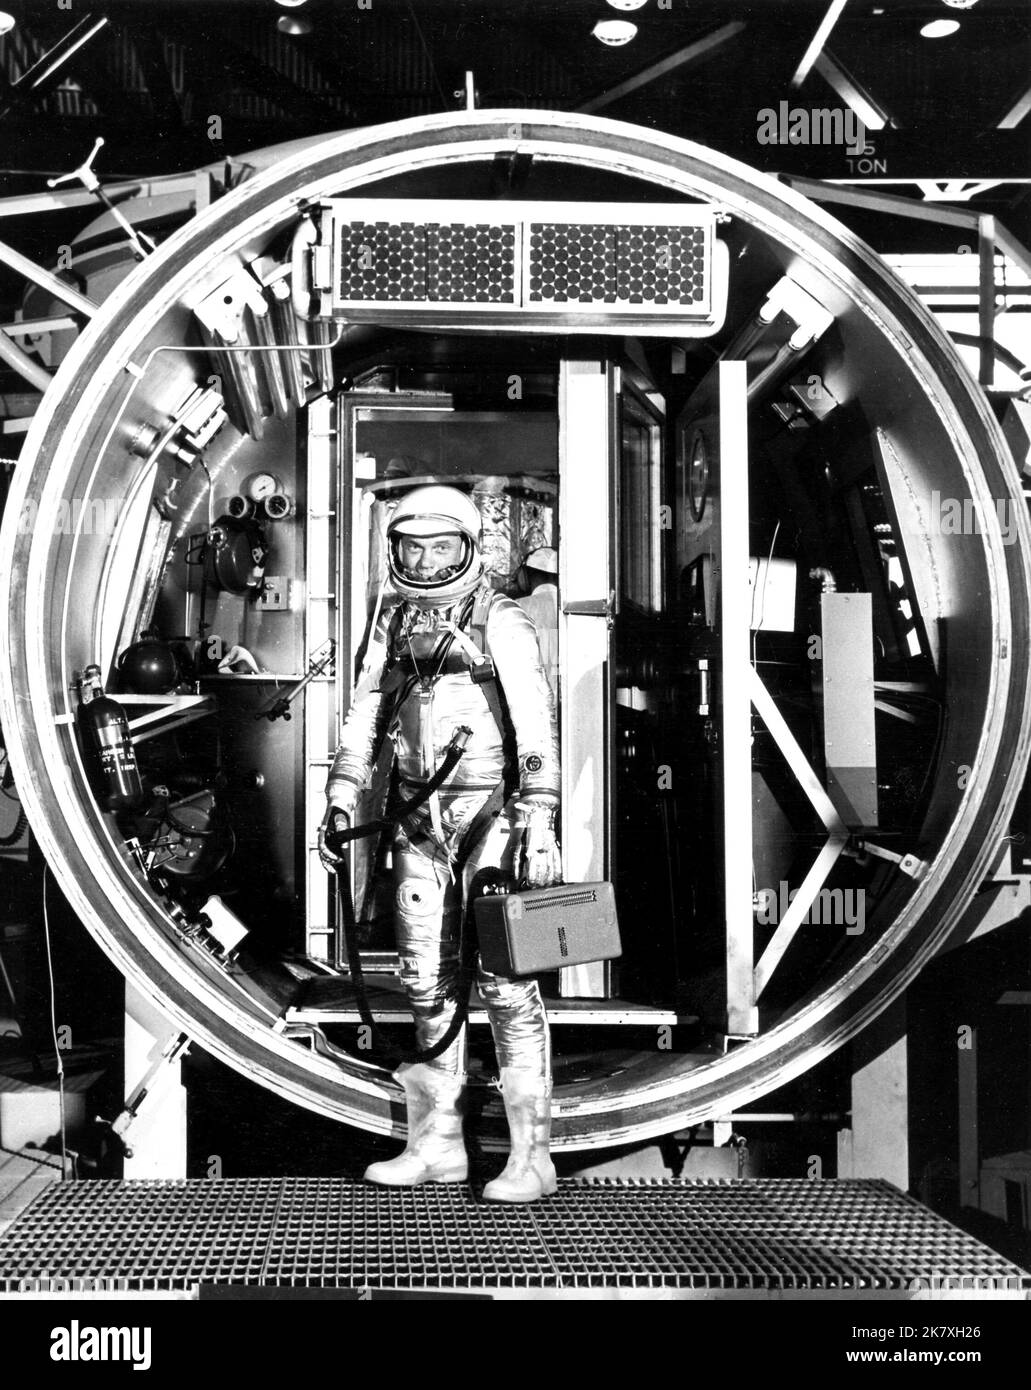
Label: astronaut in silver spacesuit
xmin=318 ymin=485 xmax=561 ymax=1202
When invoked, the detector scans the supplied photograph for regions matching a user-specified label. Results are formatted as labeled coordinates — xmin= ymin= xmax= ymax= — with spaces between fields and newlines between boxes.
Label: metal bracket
xmin=758 ymin=276 xmax=835 ymax=350
xmin=194 ymin=267 xmax=270 ymax=343
xmin=562 ymin=593 xmax=615 ymax=618
xmin=172 ymin=385 xmax=229 ymax=452
xmin=856 ymin=840 xmax=928 ymax=879
xmin=96 ymin=1031 xmax=191 ymax=1159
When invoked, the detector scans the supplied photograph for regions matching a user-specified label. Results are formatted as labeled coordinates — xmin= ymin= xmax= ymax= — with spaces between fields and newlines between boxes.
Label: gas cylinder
xmin=77 ymin=664 xmax=145 ymax=812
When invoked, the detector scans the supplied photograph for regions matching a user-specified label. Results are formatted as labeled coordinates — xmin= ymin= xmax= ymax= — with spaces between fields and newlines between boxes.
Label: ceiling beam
xmin=813 ymin=50 xmax=895 ymax=131
xmin=791 ymin=0 xmax=849 ymax=89
xmin=999 ymin=83 xmax=1031 ymax=130
xmin=576 ymin=21 xmax=747 ymax=116
xmin=0 ymin=14 xmax=110 ymax=121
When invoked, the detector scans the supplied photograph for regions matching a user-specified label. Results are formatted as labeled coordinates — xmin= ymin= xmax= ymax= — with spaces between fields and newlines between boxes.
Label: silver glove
xmin=318 ymin=788 xmax=358 ymax=874
xmin=517 ymin=801 xmax=562 ymax=889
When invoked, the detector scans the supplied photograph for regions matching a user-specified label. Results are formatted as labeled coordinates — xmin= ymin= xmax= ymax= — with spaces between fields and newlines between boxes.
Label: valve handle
xmin=47 ymin=136 xmax=105 ymax=192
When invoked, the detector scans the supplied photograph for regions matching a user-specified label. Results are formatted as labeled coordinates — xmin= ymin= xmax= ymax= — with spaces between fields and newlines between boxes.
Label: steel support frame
xmin=750 ymin=668 xmax=850 ymax=1000
xmin=791 ymin=0 xmax=849 ymax=90
xmin=786 ymin=178 xmax=1031 ymax=392
xmin=812 ymin=50 xmax=893 ymax=131
xmin=0 ymin=236 xmax=97 ymax=318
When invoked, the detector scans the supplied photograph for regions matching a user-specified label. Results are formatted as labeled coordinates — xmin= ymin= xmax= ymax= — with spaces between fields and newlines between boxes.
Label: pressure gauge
xmin=242 ymin=471 xmax=281 ymax=503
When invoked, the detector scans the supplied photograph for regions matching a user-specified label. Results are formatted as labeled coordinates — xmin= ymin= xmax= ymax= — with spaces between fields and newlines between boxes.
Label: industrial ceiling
xmin=0 ymin=0 xmax=1027 ymax=215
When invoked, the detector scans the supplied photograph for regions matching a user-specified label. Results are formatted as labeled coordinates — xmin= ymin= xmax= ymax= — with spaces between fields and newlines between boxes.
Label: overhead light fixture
xmin=277 ymin=15 xmax=312 ymax=34
xmin=606 ymin=0 xmax=649 ymax=10
xmin=942 ymin=1 xmax=979 ymax=8
xmin=275 ymin=1 xmax=308 ymax=8
xmin=0 ymin=11 xmax=16 ymax=35
xmin=593 ymin=19 xmax=638 ymax=46
xmin=920 ymin=18 xmax=960 ymax=36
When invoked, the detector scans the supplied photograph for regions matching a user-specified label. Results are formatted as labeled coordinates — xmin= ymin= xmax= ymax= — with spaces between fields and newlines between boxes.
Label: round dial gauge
xmin=243 ymin=471 xmax=281 ymax=502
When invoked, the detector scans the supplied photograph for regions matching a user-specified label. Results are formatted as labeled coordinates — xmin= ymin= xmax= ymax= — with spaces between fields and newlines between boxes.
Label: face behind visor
xmin=394 ymin=532 xmax=469 ymax=584
xmin=386 ymin=485 xmax=486 ymax=605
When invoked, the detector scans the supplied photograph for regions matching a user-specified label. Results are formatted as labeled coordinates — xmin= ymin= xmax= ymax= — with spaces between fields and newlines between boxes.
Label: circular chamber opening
xmin=1 ymin=112 xmax=1028 ymax=1150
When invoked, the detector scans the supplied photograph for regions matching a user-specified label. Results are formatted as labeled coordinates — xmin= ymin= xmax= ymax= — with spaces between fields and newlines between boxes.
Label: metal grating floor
xmin=0 ymin=1177 xmax=1027 ymax=1293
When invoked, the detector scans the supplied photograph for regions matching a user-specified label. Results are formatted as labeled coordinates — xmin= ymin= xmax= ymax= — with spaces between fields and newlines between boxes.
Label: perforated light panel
xmin=528 ymin=223 xmax=707 ymax=307
xmin=337 ymin=221 xmax=517 ymax=305
xmin=302 ymin=200 xmax=726 ymax=332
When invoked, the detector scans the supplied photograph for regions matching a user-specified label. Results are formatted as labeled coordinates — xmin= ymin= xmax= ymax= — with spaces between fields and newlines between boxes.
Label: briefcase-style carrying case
xmin=473 ymin=882 xmax=622 ymax=977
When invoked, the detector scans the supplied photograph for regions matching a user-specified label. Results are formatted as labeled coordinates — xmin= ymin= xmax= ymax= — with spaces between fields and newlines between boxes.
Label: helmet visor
xmin=388 ymin=531 xmax=474 ymax=591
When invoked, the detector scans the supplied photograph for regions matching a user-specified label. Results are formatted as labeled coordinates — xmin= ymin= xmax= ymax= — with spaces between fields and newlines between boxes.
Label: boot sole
xmin=364 ymin=1166 xmax=469 ymax=1187
xmin=482 ymin=1176 xmax=558 ymax=1203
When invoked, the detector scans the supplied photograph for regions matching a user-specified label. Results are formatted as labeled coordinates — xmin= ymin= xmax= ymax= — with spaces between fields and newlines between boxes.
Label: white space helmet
xmin=386 ymin=485 xmax=485 ymax=604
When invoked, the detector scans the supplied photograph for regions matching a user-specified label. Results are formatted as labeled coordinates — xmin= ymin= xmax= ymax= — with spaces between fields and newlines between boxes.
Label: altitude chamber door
xmin=320 ymin=390 xmax=560 ymax=979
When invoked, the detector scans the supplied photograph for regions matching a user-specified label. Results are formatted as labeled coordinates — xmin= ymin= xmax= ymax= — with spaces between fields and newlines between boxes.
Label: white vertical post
xmin=957 ymin=1023 xmax=979 ymax=1208
xmin=559 ymin=360 xmax=614 ymax=999
xmin=720 ymin=360 xmax=757 ymax=1035
xmin=844 ymin=998 xmax=909 ymax=1190
xmin=123 ymin=982 xmax=186 ymax=1179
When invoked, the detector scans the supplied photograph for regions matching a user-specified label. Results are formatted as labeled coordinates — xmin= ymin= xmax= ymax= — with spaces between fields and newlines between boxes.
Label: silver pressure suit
xmin=327 ymin=581 xmax=560 ymax=1078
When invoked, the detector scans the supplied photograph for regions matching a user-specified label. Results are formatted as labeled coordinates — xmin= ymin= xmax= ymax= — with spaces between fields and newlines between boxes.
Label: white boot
xmin=482 ymin=1067 xmax=557 ymax=1203
xmin=364 ymin=1063 xmax=468 ymax=1186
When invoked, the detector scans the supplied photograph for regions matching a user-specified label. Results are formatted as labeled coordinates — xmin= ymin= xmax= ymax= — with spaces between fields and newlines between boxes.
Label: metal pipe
xmin=718 ymin=309 xmax=773 ymax=365
xmin=251 ymin=301 xmax=291 ymax=419
xmin=979 ymin=214 xmax=997 ymax=389
xmin=2 ymin=316 xmax=78 ymax=337
xmin=0 ymin=331 xmax=52 ymax=394
xmin=307 ymin=317 xmax=335 ymax=396
xmin=271 ymin=288 xmax=306 ymax=407
xmin=746 ymin=339 xmax=799 ymax=403
xmin=214 ymin=329 xmax=266 ymax=441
